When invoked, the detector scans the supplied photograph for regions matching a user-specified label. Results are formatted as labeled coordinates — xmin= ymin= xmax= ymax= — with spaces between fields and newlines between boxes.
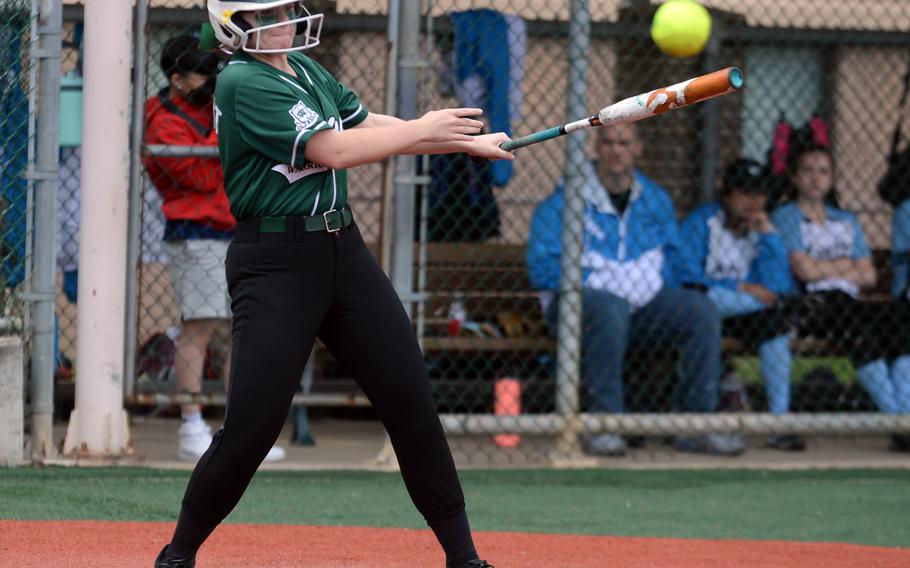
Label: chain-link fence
xmin=56 ymin=18 xmax=82 ymax=382
xmin=1 ymin=0 xmax=34 ymax=339
xmin=48 ymin=0 xmax=910 ymax=463
xmin=2 ymin=0 xmax=36 ymax=464
xmin=418 ymin=0 xmax=910 ymax=463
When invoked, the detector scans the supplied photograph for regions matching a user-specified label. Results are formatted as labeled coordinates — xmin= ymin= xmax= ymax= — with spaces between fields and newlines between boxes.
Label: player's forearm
xmin=818 ymin=261 xmax=863 ymax=286
xmin=357 ymin=112 xmax=480 ymax=155
xmin=405 ymin=139 xmax=479 ymax=155
xmin=305 ymin=122 xmax=429 ymax=169
xmin=794 ymin=256 xmax=870 ymax=287
xmin=792 ymin=255 xmax=840 ymax=282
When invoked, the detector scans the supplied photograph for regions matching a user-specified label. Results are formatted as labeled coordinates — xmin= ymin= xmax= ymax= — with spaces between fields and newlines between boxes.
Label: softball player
xmin=155 ymin=2 xmax=511 ymax=567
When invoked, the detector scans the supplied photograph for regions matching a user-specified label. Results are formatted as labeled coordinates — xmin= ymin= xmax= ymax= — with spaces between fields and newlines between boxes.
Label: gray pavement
xmin=49 ymin=416 xmax=909 ymax=470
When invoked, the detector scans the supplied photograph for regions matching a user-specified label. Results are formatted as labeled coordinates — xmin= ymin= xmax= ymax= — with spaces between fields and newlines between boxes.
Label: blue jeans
xmin=547 ymin=287 xmax=722 ymax=413
xmin=708 ymin=287 xmax=793 ymax=414
xmin=856 ymin=357 xmax=910 ymax=414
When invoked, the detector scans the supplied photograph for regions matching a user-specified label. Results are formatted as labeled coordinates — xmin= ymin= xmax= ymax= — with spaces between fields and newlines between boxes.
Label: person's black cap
xmin=160 ymin=35 xmax=219 ymax=78
xmin=722 ymin=158 xmax=767 ymax=195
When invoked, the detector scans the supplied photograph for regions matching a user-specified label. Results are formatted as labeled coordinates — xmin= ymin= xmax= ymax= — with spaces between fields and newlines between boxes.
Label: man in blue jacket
xmin=527 ymin=124 xmax=743 ymax=457
xmin=679 ymin=159 xmax=803 ymax=451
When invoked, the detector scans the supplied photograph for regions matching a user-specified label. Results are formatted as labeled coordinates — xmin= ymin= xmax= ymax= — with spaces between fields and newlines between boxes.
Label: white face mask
xmin=240 ymin=2 xmax=323 ymax=54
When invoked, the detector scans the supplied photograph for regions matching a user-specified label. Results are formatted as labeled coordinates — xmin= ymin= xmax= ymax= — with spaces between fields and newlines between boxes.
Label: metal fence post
xmin=28 ymin=0 xmax=63 ymax=461
xmin=379 ymin=0 xmax=400 ymax=275
xmin=124 ymin=0 xmax=149 ymax=402
xmin=551 ymin=0 xmax=591 ymax=462
xmin=389 ymin=0 xmax=422 ymax=316
xmin=375 ymin=0 xmax=423 ymax=470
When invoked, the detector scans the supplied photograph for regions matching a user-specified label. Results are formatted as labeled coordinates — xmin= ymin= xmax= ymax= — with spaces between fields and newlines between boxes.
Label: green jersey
xmin=213 ymin=51 xmax=368 ymax=219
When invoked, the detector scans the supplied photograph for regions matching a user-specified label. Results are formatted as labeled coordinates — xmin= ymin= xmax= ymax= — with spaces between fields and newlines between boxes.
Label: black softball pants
xmin=168 ymin=220 xmax=475 ymax=563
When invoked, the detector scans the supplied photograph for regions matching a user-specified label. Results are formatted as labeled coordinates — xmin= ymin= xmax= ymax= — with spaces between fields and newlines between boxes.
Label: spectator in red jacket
xmin=144 ymin=35 xmax=285 ymax=463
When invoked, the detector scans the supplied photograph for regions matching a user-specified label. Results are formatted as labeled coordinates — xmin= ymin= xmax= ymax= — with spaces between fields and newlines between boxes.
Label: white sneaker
xmin=177 ymin=420 xmax=213 ymax=462
xmin=263 ymin=445 xmax=287 ymax=463
xmin=582 ymin=434 xmax=628 ymax=456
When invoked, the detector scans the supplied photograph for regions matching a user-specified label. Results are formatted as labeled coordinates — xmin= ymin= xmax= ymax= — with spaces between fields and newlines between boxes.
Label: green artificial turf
xmin=1 ymin=467 xmax=908 ymax=548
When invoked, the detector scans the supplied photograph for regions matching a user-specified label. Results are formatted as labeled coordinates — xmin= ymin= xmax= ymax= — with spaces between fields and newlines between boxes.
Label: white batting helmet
xmin=207 ymin=0 xmax=323 ymax=54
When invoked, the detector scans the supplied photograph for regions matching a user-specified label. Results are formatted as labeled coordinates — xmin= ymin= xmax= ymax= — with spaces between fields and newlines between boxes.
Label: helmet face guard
xmin=208 ymin=1 xmax=323 ymax=54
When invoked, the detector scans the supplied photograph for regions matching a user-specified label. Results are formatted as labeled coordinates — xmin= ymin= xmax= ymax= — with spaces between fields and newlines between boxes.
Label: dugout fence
xmin=41 ymin=0 xmax=910 ymax=462
xmin=1 ymin=0 xmax=62 ymax=461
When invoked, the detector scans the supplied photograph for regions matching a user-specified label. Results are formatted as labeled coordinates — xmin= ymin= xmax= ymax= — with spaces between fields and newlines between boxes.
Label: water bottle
xmin=447 ymin=293 xmax=467 ymax=336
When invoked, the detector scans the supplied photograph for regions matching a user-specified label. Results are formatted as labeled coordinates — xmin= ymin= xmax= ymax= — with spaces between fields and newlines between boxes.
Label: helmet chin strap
xmin=231 ymin=12 xmax=252 ymax=33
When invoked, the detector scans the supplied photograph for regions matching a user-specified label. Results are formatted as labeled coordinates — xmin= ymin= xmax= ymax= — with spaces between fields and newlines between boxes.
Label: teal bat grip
xmin=499 ymin=126 xmax=565 ymax=151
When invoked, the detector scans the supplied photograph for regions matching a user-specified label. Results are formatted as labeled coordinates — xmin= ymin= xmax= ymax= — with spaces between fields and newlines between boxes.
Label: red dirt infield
xmin=1 ymin=520 xmax=908 ymax=567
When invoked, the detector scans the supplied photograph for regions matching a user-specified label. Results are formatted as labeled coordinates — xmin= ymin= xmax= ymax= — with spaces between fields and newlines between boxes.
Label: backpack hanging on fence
xmin=877 ymin=54 xmax=910 ymax=208
xmin=136 ymin=332 xmax=176 ymax=385
xmin=425 ymin=152 xmax=501 ymax=242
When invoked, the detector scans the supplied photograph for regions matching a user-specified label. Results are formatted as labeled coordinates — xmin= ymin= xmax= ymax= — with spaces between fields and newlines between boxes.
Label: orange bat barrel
xmin=596 ymin=67 xmax=743 ymax=125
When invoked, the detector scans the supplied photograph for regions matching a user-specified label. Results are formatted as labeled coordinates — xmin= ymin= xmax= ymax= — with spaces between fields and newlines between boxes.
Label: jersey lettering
xmin=800 ymin=219 xmax=854 ymax=261
xmin=271 ymin=162 xmax=328 ymax=183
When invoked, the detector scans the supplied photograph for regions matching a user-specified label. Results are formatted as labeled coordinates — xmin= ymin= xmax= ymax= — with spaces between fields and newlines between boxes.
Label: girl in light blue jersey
xmin=772 ymin=145 xmax=910 ymax=443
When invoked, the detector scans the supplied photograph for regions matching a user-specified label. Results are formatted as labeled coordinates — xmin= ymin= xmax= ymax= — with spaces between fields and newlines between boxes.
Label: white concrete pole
xmin=62 ymin=0 xmax=132 ymax=456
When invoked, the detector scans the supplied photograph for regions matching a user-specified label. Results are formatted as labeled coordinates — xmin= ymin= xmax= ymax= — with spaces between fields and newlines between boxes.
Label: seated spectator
xmin=679 ymin=159 xmax=803 ymax=451
xmin=526 ymin=123 xmax=744 ymax=457
xmin=772 ymin=144 xmax=910 ymax=440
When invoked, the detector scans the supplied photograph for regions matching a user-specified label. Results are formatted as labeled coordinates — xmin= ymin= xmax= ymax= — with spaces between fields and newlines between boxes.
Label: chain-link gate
xmin=2 ymin=0 xmax=36 ymax=465
xmin=2 ymin=0 xmax=62 ymax=461
xmin=1 ymin=0 xmax=33 ymax=340
xmin=49 ymin=0 xmax=910 ymax=464
xmin=56 ymin=15 xmax=81 ymax=390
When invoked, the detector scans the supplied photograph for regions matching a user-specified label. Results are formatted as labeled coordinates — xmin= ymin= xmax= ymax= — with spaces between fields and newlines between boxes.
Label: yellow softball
xmin=651 ymin=0 xmax=713 ymax=58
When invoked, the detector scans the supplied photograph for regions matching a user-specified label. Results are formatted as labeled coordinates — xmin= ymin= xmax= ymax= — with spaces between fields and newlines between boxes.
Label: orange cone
xmin=494 ymin=378 xmax=521 ymax=447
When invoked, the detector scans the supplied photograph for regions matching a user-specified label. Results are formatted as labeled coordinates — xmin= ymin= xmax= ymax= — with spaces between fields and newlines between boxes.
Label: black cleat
xmin=155 ymin=545 xmax=195 ymax=568
xmin=449 ymin=561 xmax=494 ymax=568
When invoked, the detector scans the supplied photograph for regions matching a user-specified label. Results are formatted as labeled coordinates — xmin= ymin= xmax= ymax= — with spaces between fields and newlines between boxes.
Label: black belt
xmin=238 ymin=207 xmax=353 ymax=236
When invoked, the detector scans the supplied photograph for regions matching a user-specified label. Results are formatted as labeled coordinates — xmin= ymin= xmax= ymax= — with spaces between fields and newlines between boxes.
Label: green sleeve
xmin=309 ymin=58 xmax=368 ymax=128
xmin=234 ymin=76 xmax=334 ymax=169
xmin=335 ymin=80 xmax=368 ymax=128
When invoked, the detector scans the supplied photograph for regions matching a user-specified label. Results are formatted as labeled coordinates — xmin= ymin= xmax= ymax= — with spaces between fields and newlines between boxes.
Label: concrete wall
xmin=0 ymin=336 xmax=25 ymax=466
